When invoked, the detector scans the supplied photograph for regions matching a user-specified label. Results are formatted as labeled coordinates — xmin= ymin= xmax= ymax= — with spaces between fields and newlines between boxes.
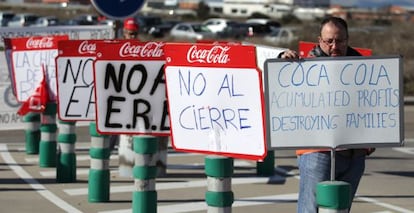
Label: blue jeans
xmin=297 ymin=151 xmax=365 ymax=213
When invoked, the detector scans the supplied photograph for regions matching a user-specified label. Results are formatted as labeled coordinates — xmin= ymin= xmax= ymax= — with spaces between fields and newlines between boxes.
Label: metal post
xmin=256 ymin=150 xmax=274 ymax=176
xmin=132 ymin=136 xmax=158 ymax=213
xmin=23 ymin=112 xmax=40 ymax=154
xmin=88 ymin=122 xmax=110 ymax=202
xmin=205 ymin=156 xmax=234 ymax=213
xmin=56 ymin=120 xmax=77 ymax=183
xmin=155 ymin=136 xmax=168 ymax=177
xmin=39 ymin=102 xmax=57 ymax=167
xmin=330 ymin=149 xmax=336 ymax=181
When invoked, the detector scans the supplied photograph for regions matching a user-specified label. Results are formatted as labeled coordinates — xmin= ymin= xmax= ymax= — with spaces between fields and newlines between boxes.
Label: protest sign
xmin=55 ymin=40 xmax=102 ymax=121
xmin=264 ymin=56 xmax=403 ymax=149
xmin=0 ymin=26 xmax=114 ymax=130
xmin=164 ymin=43 xmax=267 ymax=160
xmin=4 ymin=35 xmax=69 ymax=103
xmin=93 ymin=40 xmax=169 ymax=135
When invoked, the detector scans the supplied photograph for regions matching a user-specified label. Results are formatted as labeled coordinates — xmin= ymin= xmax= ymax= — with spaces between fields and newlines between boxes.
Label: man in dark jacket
xmin=279 ymin=16 xmax=373 ymax=213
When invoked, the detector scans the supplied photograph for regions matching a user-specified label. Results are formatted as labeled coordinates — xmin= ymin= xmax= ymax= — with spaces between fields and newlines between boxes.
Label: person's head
xmin=318 ymin=16 xmax=349 ymax=56
xmin=123 ymin=17 xmax=139 ymax=39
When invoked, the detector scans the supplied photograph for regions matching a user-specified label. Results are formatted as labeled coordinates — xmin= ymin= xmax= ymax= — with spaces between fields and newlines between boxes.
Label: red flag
xmin=17 ymin=65 xmax=49 ymax=116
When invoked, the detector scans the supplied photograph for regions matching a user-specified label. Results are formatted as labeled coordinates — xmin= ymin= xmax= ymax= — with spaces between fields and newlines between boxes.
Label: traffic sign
xmin=91 ymin=0 xmax=145 ymax=20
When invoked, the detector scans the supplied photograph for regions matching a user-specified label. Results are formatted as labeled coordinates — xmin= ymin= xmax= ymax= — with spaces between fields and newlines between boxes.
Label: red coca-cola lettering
xmin=78 ymin=40 xmax=96 ymax=54
xmin=141 ymin=42 xmax=164 ymax=58
xmin=26 ymin=37 xmax=54 ymax=49
xmin=119 ymin=42 xmax=164 ymax=58
xmin=187 ymin=45 xmax=230 ymax=64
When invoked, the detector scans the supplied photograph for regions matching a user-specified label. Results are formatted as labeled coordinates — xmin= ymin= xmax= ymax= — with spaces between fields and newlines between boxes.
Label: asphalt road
xmin=0 ymin=106 xmax=413 ymax=212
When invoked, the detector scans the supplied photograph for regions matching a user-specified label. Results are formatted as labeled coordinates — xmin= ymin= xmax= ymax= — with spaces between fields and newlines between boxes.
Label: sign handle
xmin=330 ymin=148 xmax=336 ymax=181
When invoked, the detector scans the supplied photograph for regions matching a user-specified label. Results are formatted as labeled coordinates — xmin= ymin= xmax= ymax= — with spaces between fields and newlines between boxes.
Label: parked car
xmin=216 ymin=21 xmax=250 ymax=39
xmin=202 ymin=18 xmax=235 ymax=34
xmin=30 ymin=16 xmax=60 ymax=27
xmin=147 ymin=20 xmax=181 ymax=38
xmin=246 ymin=18 xmax=281 ymax=31
xmin=135 ymin=15 xmax=162 ymax=34
xmin=0 ymin=11 xmax=15 ymax=27
xmin=7 ymin=13 xmax=39 ymax=27
xmin=64 ymin=14 xmax=98 ymax=25
xmin=263 ymin=27 xmax=299 ymax=45
xmin=169 ymin=22 xmax=215 ymax=41
xmin=242 ymin=22 xmax=273 ymax=37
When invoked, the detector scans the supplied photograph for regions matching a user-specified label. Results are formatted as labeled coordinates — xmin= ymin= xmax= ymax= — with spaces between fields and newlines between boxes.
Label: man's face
xmin=318 ymin=22 xmax=348 ymax=57
xmin=123 ymin=29 xmax=138 ymax=39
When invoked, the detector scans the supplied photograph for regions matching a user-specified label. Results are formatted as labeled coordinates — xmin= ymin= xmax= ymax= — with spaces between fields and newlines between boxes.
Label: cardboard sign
xmin=4 ymin=35 xmax=69 ymax=102
xmin=93 ymin=40 xmax=169 ymax=136
xmin=164 ymin=43 xmax=267 ymax=160
xmin=264 ymin=56 xmax=403 ymax=149
xmin=299 ymin=41 xmax=372 ymax=57
xmin=55 ymin=40 xmax=101 ymax=121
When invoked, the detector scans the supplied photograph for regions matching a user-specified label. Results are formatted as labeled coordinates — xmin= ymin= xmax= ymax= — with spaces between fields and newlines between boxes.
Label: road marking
xmin=356 ymin=196 xmax=414 ymax=213
xmin=393 ymin=147 xmax=414 ymax=155
xmin=0 ymin=144 xmax=82 ymax=213
xmin=64 ymin=175 xmax=285 ymax=196
xmin=98 ymin=193 xmax=298 ymax=213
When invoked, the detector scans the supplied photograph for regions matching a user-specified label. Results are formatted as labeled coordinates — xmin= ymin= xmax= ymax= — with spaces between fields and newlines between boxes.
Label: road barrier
xmin=39 ymin=103 xmax=57 ymax=167
xmin=132 ymin=136 xmax=158 ymax=213
xmin=88 ymin=122 xmax=110 ymax=202
xmin=23 ymin=112 xmax=40 ymax=154
xmin=57 ymin=120 xmax=77 ymax=183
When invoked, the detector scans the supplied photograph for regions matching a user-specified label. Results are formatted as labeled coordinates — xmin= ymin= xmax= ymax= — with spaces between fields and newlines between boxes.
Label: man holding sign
xmin=279 ymin=17 xmax=375 ymax=212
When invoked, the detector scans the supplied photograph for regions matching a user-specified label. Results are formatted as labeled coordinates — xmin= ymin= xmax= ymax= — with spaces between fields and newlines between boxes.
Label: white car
xmin=263 ymin=27 xmax=299 ymax=45
xmin=169 ymin=22 xmax=215 ymax=41
xmin=202 ymin=18 xmax=234 ymax=34
xmin=30 ymin=16 xmax=60 ymax=27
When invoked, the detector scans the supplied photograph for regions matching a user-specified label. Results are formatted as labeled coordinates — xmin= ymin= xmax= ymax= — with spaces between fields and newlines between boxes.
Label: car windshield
xmin=192 ymin=24 xmax=211 ymax=33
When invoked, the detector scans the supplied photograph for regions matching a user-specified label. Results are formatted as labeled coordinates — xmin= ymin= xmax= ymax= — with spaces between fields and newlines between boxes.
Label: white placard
xmin=165 ymin=66 xmax=266 ymax=159
xmin=12 ymin=49 xmax=58 ymax=102
xmin=264 ymin=56 xmax=404 ymax=148
xmin=94 ymin=60 xmax=169 ymax=135
xmin=56 ymin=56 xmax=96 ymax=120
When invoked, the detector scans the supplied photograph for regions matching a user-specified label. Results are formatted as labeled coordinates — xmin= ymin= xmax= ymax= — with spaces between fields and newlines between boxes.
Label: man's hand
xmin=281 ymin=50 xmax=300 ymax=59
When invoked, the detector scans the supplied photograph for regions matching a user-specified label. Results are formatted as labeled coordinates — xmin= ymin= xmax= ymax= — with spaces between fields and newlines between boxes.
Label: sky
xmin=331 ymin=0 xmax=414 ymax=8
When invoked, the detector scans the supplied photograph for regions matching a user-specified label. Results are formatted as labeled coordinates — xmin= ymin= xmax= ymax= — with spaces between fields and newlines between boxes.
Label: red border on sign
xmin=55 ymin=40 xmax=104 ymax=122
xmin=93 ymin=40 xmax=169 ymax=136
xmin=164 ymin=43 xmax=267 ymax=161
xmin=5 ymin=35 xmax=69 ymax=103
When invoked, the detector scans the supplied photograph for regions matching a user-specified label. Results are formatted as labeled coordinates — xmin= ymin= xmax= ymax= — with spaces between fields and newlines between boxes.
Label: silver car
xmin=169 ymin=22 xmax=215 ymax=41
xmin=7 ymin=13 xmax=39 ymax=27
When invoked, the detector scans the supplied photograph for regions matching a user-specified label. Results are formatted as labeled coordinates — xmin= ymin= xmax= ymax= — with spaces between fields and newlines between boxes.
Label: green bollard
xmin=39 ymin=103 xmax=57 ymax=167
xmin=205 ymin=156 xmax=234 ymax=213
xmin=56 ymin=120 xmax=77 ymax=183
xmin=132 ymin=136 xmax=158 ymax=213
xmin=256 ymin=150 xmax=275 ymax=176
xmin=23 ymin=112 xmax=41 ymax=154
xmin=88 ymin=122 xmax=110 ymax=202
xmin=317 ymin=181 xmax=351 ymax=213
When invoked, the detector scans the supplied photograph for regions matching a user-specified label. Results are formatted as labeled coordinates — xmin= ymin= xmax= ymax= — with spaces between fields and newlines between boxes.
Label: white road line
xmin=98 ymin=193 xmax=298 ymax=213
xmin=393 ymin=147 xmax=414 ymax=155
xmin=0 ymin=144 xmax=82 ymax=213
xmin=356 ymin=196 xmax=414 ymax=213
xmin=64 ymin=175 xmax=284 ymax=196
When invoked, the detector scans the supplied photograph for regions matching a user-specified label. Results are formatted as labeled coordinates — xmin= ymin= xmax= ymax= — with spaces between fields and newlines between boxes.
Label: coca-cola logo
xmin=78 ymin=40 xmax=96 ymax=54
xmin=26 ymin=37 xmax=54 ymax=49
xmin=187 ymin=45 xmax=230 ymax=64
xmin=119 ymin=42 xmax=164 ymax=58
